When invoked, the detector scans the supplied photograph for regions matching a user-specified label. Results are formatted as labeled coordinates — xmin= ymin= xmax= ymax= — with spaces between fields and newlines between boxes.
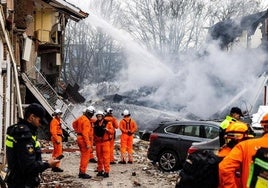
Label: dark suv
xmin=147 ymin=120 xmax=219 ymax=172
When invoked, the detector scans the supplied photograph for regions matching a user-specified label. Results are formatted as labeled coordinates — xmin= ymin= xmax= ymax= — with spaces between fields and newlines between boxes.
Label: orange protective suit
xmin=89 ymin=117 xmax=96 ymax=160
xmin=218 ymin=146 xmax=232 ymax=159
xmin=72 ymin=115 xmax=93 ymax=174
xmin=94 ymin=119 xmax=114 ymax=174
xmin=219 ymin=133 xmax=268 ymax=188
xmin=50 ymin=116 xmax=63 ymax=168
xmin=119 ymin=117 xmax=138 ymax=162
xmin=104 ymin=115 xmax=118 ymax=163
xmin=218 ymin=146 xmax=242 ymax=188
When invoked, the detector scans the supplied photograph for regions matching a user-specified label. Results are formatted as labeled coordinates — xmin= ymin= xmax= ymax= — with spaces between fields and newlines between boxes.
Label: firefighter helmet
xmin=53 ymin=109 xmax=62 ymax=116
xmin=106 ymin=107 xmax=113 ymax=114
xmin=96 ymin=110 xmax=104 ymax=117
xmin=225 ymin=122 xmax=249 ymax=140
xmin=122 ymin=109 xmax=130 ymax=116
xmin=86 ymin=106 xmax=95 ymax=114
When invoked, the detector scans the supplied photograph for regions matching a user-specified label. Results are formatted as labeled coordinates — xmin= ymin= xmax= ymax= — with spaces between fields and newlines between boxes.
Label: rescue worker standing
xmin=119 ymin=109 xmax=138 ymax=164
xmin=50 ymin=109 xmax=64 ymax=172
xmin=104 ymin=107 xmax=119 ymax=164
xmin=5 ymin=103 xmax=59 ymax=188
xmin=218 ymin=122 xmax=253 ymax=188
xmin=219 ymin=113 xmax=268 ymax=188
xmin=72 ymin=106 xmax=95 ymax=179
xmin=219 ymin=107 xmax=244 ymax=146
xmin=94 ymin=111 xmax=114 ymax=178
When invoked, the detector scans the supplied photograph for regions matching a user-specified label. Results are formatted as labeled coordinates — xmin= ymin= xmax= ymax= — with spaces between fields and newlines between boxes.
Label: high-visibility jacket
xmin=72 ymin=115 xmax=93 ymax=147
xmin=220 ymin=115 xmax=238 ymax=129
xmin=219 ymin=116 xmax=239 ymax=146
xmin=219 ymin=133 xmax=268 ymax=188
xmin=5 ymin=120 xmax=50 ymax=187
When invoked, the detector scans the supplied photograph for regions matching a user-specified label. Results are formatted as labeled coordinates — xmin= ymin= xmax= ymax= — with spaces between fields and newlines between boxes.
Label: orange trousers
xmin=89 ymin=137 xmax=95 ymax=160
xmin=51 ymin=135 xmax=62 ymax=168
xmin=120 ymin=133 xmax=134 ymax=162
xmin=96 ymin=141 xmax=110 ymax=173
xmin=77 ymin=136 xmax=91 ymax=173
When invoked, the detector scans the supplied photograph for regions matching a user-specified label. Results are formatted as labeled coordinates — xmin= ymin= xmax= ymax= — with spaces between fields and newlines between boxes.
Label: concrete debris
xmin=38 ymin=138 xmax=179 ymax=187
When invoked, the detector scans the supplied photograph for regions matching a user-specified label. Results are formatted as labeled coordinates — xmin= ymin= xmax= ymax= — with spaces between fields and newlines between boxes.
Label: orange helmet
xmin=260 ymin=113 xmax=268 ymax=126
xmin=225 ymin=122 xmax=250 ymax=140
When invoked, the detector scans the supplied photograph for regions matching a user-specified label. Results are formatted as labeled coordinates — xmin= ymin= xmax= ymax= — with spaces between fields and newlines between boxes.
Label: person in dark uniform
xmin=5 ymin=103 xmax=59 ymax=188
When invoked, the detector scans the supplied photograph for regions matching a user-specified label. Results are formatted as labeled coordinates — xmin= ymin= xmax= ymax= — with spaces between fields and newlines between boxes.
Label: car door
xmin=175 ymin=124 xmax=208 ymax=160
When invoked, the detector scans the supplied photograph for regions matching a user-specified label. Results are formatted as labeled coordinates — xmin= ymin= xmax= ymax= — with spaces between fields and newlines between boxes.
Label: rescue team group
xmin=5 ymin=103 xmax=138 ymax=188
xmin=177 ymin=107 xmax=268 ymax=188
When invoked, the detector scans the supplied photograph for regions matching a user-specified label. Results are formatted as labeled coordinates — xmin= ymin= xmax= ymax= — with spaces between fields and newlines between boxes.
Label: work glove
xmin=127 ymin=131 xmax=133 ymax=136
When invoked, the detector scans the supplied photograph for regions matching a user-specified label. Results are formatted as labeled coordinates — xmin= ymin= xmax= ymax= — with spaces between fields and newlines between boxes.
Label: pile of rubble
xmin=39 ymin=138 xmax=179 ymax=188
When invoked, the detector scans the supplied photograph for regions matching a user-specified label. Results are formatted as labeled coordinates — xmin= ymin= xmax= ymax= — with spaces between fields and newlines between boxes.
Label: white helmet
xmin=86 ymin=106 xmax=95 ymax=113
xmin=82 ymin=108 xmax=87 ymax=113
xmin=106 ymin=107 xmax=113 ymax=114
xmin=122 ymin=109 xmax=130 ymax=116
xmin=54 ymin=109 xmax=62 ymax=114
xmin=96 ymin=110 xmax=104 ymax=116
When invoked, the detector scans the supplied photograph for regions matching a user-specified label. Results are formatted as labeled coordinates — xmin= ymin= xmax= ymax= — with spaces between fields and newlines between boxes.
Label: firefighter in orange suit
xmin=219 ymin=114 xmax=268 ymax=188
xmin=104 ymin=107 xmax=119 ymax=164
xmin=50 ymin=109 xmax=64 ymax=172
xmin=119 ymin=109 xmax=138 ymax=164
xmin=94 ymin=111 xmax=114 ymax=178
xmin=72 ymin=106 xmax=95 ymax=179
xmin=218 ymin=121 xmax=253 ymax=188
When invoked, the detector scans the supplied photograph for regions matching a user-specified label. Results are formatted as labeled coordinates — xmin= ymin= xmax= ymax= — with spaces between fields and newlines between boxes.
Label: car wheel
xmin=158 ymin=150 xmax=179 ymax=172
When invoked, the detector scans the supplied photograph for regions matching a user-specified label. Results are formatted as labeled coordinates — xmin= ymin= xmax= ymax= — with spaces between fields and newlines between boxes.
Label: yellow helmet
xmin=225 ymin=122 xmax=250 ymax=140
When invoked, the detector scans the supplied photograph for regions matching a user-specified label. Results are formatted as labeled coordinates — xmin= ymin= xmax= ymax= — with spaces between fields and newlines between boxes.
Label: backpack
xmin=176 ymin=150 xmax=220 ymax=188
xmin=94 ymin=120 xmax=107 ymax=137
xmin=247 ymin=147 xmax=268 ymax=188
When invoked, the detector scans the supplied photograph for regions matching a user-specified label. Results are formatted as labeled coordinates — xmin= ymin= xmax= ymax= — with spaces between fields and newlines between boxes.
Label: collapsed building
xmin=0 ymin=0 xmax=88 ymax=177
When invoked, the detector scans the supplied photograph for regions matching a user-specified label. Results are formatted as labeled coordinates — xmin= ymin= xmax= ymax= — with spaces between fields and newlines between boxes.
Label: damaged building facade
xmin=0 ymin=0 xmax=88 ymax=167
xmin=209 ymin=9 xmax=268 ymax=50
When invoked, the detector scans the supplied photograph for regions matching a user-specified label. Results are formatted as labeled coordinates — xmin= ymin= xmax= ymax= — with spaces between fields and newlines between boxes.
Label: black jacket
xmin=5 ymin=119 xmax=50 ymax=188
